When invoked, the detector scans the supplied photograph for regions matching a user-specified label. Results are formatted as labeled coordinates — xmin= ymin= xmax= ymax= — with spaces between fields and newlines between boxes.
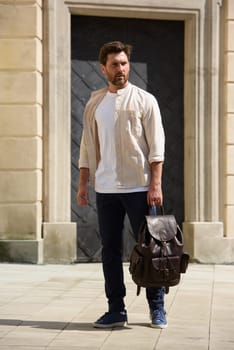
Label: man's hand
xmin=77 ymin=167 xmax=90 ymax=206
xmin=77 ymin=186 xmax=89 ymax=206
xmin=147 ymin=183 xmax=163 ymax=207
xmin=147 ymin=161 xmax=163 ymax=207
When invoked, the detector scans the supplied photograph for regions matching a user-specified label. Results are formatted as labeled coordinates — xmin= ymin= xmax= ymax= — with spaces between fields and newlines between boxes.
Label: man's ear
xmin=100 ymin=64 xmax=106 ymax=75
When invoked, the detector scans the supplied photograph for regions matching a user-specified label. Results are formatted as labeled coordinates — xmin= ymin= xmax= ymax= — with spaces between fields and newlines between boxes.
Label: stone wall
xmin=0 ymin=0 xmax=43 ymax=262
xmin=0 ymin=0 xmax=233 ymax=263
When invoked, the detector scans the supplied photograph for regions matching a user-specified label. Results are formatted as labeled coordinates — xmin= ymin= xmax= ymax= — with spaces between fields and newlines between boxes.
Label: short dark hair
xmin=98 ymin=41 xmax=132 ymax=65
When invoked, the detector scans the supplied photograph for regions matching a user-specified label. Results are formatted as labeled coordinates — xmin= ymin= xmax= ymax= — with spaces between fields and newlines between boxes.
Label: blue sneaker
xmin=93 ymin=310 xmax=127 ymax=328
xmin=150 ymin=309 xmax=167 ymax=329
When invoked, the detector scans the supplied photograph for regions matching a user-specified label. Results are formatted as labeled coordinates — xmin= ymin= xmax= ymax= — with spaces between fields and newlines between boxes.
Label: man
xmin=77 ymin=41 xmax=167 ymax=329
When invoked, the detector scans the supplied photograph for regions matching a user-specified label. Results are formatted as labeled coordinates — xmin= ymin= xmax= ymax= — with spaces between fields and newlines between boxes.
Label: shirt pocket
xmin=127 ymin=110 xmax=143 ymax=137
xmin=125 ymin=110 xmax=149 ymax=158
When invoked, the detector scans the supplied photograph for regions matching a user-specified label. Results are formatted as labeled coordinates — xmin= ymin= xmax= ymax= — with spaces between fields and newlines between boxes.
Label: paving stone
xmin=0 ymin=263 xmax=233 ymax=349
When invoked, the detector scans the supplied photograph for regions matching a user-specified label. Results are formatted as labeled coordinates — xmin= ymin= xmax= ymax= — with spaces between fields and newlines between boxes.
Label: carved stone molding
xmin=43 ymin=0 xmax=229 ymax=262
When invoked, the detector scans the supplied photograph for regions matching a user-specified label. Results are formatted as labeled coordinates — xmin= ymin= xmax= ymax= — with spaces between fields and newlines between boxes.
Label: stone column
xmin=224 ymin=0 xmax=234 ymax=237
xmin=183 ymin=0 xmax=234 ymax=263
xmin=42 ymin=0 xmax=77 ymax=263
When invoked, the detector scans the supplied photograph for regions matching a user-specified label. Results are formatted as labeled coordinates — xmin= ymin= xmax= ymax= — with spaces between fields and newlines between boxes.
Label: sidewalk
xmin=0 ymin=263 xmax=233 ymax=350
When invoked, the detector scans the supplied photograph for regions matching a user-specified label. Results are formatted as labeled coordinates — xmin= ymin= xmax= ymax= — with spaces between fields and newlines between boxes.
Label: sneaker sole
xmin=150 ymin=323 xmax=168 ymax=329
xmin=93 ymin=321 xmax=126 ymax=329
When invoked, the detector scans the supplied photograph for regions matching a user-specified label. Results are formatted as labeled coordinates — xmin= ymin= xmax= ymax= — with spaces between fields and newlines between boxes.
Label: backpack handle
xmin=148 ymin=205 xmax=164 ymax=216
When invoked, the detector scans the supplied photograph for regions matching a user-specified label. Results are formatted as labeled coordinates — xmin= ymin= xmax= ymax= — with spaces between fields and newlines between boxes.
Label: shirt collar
xmin=116 ymin=83 xmax=131 ymax=95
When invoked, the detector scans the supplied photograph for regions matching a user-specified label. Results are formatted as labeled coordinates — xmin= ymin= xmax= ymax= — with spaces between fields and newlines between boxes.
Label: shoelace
xmin=152 ymin=309 xmax=165 ymax=321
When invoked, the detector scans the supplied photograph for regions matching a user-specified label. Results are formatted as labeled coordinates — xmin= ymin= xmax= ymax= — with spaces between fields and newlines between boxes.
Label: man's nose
xmin=117 ymin=63 xmax=124 ymax=71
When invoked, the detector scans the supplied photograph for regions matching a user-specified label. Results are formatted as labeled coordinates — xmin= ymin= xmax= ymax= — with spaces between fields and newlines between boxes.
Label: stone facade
xmin=0 ymin=0 xmax=44 ymax=262
xmin=0 ymin=0 xmax=233 ymax=263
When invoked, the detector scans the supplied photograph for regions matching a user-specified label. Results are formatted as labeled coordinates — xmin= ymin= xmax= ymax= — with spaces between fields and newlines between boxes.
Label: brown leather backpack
xmin=129 ymin=213 xmax=189 ymax=295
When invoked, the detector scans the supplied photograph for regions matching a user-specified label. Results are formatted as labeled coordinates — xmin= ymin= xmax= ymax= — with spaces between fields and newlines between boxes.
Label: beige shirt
xmin=79 ymin=83 xmax=165 ymax=189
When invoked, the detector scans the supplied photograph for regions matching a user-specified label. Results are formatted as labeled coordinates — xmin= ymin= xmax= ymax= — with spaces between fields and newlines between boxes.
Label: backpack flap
xmin=145 ymin=215 xmax=177 ymax=242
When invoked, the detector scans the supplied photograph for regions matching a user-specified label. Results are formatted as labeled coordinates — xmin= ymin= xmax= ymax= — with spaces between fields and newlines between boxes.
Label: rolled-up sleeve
xmin=143 ymin=95 xmax=165 ymax=163
xmin=78 ymin=132 xmax=89 ymax=169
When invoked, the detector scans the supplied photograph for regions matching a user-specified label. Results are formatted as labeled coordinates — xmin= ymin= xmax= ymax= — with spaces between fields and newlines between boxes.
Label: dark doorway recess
xmin=71 ymin=15 xmax=184 ymax=262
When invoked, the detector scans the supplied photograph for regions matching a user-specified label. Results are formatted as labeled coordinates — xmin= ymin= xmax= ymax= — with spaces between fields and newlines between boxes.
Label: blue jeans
xmin=96 ymin=192 xmax=165 ymax=312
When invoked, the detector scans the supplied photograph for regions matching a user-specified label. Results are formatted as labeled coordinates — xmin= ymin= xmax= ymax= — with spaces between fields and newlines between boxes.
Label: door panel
xmin=71 ymin=15 xmax=184 ymax=261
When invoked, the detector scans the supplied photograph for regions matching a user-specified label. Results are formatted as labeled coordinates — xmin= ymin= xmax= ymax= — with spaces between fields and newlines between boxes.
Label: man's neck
xmin=108 ymin=81 xmax=129 ymax=93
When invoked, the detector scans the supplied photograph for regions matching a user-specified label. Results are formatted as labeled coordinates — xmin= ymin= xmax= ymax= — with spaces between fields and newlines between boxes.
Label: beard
xmin=108 ymin=73 xmax=129 ymax=87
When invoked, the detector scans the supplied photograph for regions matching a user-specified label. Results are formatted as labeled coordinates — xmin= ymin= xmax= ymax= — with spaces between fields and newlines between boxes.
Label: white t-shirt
xmin=94 ymin=90 xmax=148 ymax=193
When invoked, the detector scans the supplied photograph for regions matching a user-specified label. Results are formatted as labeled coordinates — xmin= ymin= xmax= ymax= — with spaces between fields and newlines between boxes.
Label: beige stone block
xmin=0 ymin=170 xmax=42 ymax=202
xmin=0 ymin=72 xmax=42 ymax=104
xmin=0 ymin=239 xmax=43 ymax=264
xmin=226 ymin=176 xmax=234 ymax=205
xmin=0 ymin=1 xmax=42 ymax=5
xmin=226 ymin=22 xmax=234 ymax=51
xmin=183 ymin=221 xmax=234 ymax=263
xmin=226 ymin=83 xmax=234 ymax=112
xmin=227 ymin=114 xmax=234 ymax=144
xmin=225 ymin=206 xmax=234 ymax=236
xmin=43 ymin=222 xmax=77 ymax=264
xmin=0 ymin=203 xmax=42 ymax=240
xmin=226 ymin=0 xmax=234 ymax=19
xmin=0 ymin=105 xmax=42 ymax=136
xmin=226 ymin=53 xmax=234 ymax=82
xmin=226 ymin=145 xmax=234 ymax=174
xmin=0 ymin=39 xmax=42 ymax=71
xmin=0 ymin=137 xmax=42 ymax=169
xmin=0 ymin=4 xmax=42 ymax=39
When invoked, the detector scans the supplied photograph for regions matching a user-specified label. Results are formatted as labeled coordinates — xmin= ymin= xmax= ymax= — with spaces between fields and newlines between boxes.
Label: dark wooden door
xmin=71 ymin=15 xmax=184 ymax=262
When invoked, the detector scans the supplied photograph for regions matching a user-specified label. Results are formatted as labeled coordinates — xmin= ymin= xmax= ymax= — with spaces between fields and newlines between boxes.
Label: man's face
xmin=101 ymin=51 xmax=130 ymax=89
